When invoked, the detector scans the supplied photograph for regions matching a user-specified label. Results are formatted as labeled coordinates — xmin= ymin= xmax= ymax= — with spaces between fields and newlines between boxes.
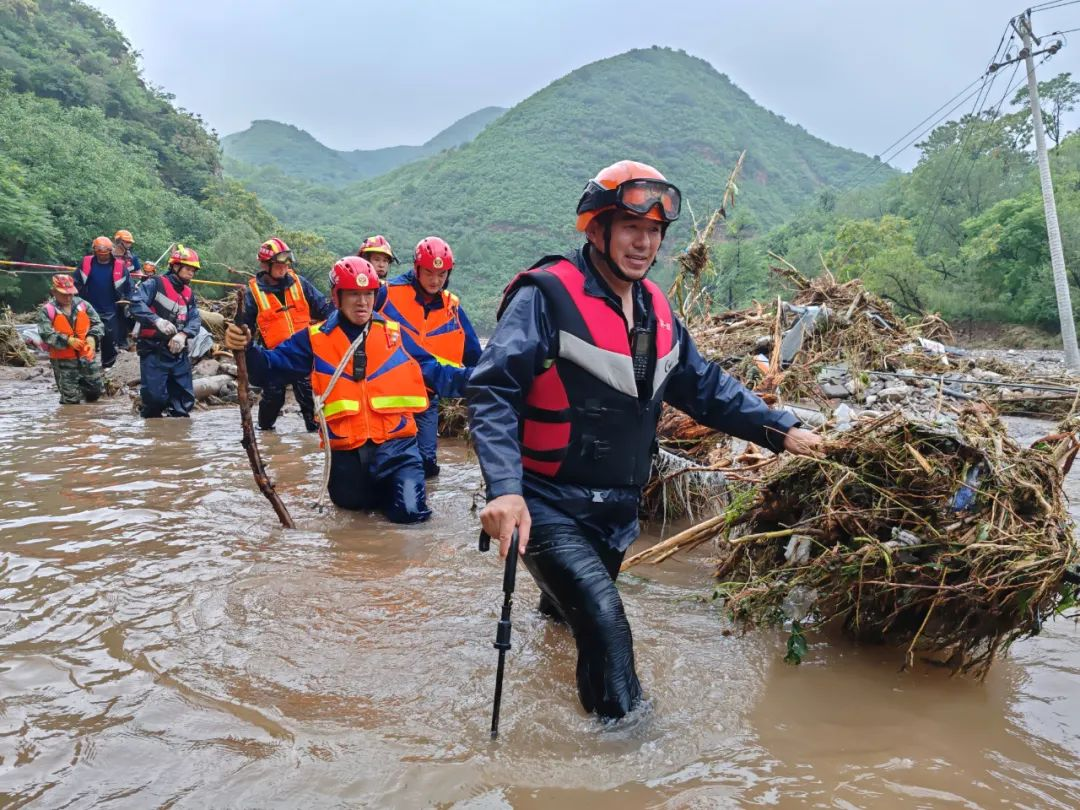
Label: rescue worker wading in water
xmin=129 ymin=245 xmax=202 ymax=418
xmin=241 ymin=237 xmax=333 ymax=432
xmin=377 ymin=237 xmax=481 ymax=478
xmin=73 ymin=236 xmax=132 ymax=369
xmin=224 ymin=257 xmax=467 ymax=523
xmin=467 ymin=161 xmax=823 ymax=721
xmin=37 ymin=274 xmax=105 ymax=404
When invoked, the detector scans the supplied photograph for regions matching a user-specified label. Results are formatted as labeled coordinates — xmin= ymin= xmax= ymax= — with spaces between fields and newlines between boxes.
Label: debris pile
xmin=0 ymin=306 xmax=35 ymax=366
xmin=649 ymin=261 xmax=1080 ymax=521
xmin=705 ymin=409 xmax=1078 ymax=676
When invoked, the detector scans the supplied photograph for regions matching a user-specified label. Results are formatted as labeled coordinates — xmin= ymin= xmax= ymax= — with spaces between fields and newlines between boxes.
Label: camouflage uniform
xmin=38 ymin=295 xmax=106 ymax=404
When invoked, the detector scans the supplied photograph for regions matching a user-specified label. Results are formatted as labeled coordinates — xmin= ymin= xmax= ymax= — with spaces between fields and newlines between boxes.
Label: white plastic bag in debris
xmin=16 ymin=324 xmax=49 ymax=358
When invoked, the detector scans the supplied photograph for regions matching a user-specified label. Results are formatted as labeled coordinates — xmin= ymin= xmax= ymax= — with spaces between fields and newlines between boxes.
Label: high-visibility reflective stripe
xmin=371 ymin=395 xmax=427 ymax=410
xmin=251 ymin=284 xmax=271 ymax=310
xmin=430 ymin=353 xmax=464 ymax=368
xmin=322 ymin=399 xmax=360 ymax=418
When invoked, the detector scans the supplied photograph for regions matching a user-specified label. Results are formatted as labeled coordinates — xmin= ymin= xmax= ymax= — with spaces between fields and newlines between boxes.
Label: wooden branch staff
xmin=233 ymin=288 xmax=296 ymax=528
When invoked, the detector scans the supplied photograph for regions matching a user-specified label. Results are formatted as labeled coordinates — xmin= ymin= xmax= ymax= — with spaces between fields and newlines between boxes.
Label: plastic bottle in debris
xmin=949 ymin=461 xmax=986 ymax=512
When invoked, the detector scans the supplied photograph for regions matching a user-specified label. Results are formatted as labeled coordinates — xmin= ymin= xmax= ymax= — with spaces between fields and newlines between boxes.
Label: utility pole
xmin=1012 ymin=11 xmax=1080 ymax=369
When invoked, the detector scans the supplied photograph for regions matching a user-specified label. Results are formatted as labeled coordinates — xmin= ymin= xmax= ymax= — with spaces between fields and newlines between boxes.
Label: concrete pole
xmin=1019 ymin=12 xmax=1080 ymax=370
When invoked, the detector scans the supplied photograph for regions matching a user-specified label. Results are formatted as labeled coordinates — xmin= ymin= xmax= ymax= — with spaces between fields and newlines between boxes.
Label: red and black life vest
xmin=138 ymin=274 xmax=193 ymax=339
xmin=499 ymin=256 xmax=681 ymax=488
xmin=79 ymin=255 xmax=126 ymax=294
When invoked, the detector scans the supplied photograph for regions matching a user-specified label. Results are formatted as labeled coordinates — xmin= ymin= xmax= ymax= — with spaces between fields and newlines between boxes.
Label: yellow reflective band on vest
xmin=322 ymin=398 xmax=360 ymax=418
xmin=371 ymin=395 xmax=428 ymax=410
xmin=430 ymin=353 xmax=465 ymax=368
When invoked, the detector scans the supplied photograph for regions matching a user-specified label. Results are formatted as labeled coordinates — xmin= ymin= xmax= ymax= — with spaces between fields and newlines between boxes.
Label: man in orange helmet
xmin=112 ymin=229 xmax=142 ymax=343
xmin=224 ymin=257 xmax=466 ymax=523
xmin=240 ymin=237 xmax=333 ymax=432
xmin=377 ymin=236 xmax=481 ymax=477
xmin=73 ymin=235 xmax=132 ymax=369
xmin=37 ymin=274 xmax=105 ymax=404
xmin=128 ymin=245 xmax=202 ymax=418
xmin=357 ymin=234 xmax=398 ymax=282
xmin=112 ymin=230 xmax=142 ymax=275
xmin=468 ymin=160 xmax=823 ymax=721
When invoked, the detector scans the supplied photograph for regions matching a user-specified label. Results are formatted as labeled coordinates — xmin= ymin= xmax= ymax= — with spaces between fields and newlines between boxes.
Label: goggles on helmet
xmin=270 ymin=251 xmax=294 ymax=265
xmin=578 ymin=178 xmax=682 ymax=223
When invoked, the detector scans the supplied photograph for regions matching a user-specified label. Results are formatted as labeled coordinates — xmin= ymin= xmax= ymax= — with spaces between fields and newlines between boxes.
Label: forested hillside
xmin=222 ymin=107 xmax=506 ymax=186
xmin=227 ymin=47 xmax=888 ymax=323
xmin=0 ymin=0 xmax=335 ymax=309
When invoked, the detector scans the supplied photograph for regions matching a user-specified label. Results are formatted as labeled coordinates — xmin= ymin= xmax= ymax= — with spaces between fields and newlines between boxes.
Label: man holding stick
xmin=467 ymin=160 xmax=822 ymax=721
xmin=224 ymin=257 xmax=467 ymax=523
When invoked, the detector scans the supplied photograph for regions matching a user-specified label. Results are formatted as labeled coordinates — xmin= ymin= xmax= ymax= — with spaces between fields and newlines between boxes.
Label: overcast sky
xmin=88 ymin=0 xmax=1080 ymax=169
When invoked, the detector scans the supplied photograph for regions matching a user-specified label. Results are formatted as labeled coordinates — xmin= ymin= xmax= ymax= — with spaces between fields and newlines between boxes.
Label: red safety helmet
xmin=91 ymin=236 xmax=113 ymax=254
xmin=329 ymin=256 xmax=380 ymax=306
xmin=575 ymin=160 xmax=682 ymax=232
xmin=257 ymin=237 xmax=293 ymax=265
xmin=414 ymin=236 xmax=454 ymax=274
xmin=168 ymin=244 xmax=201 ymax=270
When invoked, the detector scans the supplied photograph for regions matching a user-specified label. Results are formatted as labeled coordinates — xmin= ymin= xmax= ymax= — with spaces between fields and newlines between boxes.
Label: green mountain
xmin=230 ymin=47 xmax=891 ymax=323
xmin=221 ymin=106 xmax=506 ymax=186
xmin=0 ymin=0 xmax=336 ymax=309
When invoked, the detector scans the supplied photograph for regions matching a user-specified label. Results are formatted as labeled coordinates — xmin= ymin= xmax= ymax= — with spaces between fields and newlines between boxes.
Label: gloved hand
xmin=167 ymin=332 xmax=188 ymax=355
xmin=224 ymin=324 xmax=252 ymax=351
xmin=85 ymin=336 xmax=97 ymax=352
xmin=155 ymin=317 xmax=177 ymax=337
xmin=67 ymin=336 xmax=86 ymax=351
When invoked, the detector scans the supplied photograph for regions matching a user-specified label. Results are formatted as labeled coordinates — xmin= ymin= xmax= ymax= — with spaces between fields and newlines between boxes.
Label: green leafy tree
xmin=824 ymin=216 xmax=934 ymax=314
xmin=1011 ymin=72 xmax=1080 ymax=148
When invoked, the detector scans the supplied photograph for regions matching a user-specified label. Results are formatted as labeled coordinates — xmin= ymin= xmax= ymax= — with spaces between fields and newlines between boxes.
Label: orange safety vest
xmin=248 ymin=275 xmax=311 ymax=349
xmin=380 ymin=284 xmax=466 ymax=368
xmin=309 ymin=316 xmax=429 ymax=451
xmin=44 ymin=300 xmax=91 ymax=360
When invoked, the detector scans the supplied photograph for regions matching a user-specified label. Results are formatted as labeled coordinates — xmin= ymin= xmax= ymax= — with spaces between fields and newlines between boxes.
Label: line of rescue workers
xmin=36 ymin=160 xmax=823 ymax=723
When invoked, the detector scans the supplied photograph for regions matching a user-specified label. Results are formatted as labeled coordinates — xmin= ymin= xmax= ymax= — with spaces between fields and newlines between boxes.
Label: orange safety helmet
xmin=168 ymin=244 xmax=201 ymax=270
xmin=358 ymin=234 xmax=398 ymax=263
xmin=329 ymin=256 xmax=380 ymax=306
xmin=91 ymin=236 xmax=114 ymax=254
xmin=52 ymin=274 xmax=77 ymax=294
xmin=574 ymin=160 xmax=682 ymax=232
xmin=114 ymin=229 xmax=134 ymax=244
xmin=257 ymin=237 xmax=293 ymax=265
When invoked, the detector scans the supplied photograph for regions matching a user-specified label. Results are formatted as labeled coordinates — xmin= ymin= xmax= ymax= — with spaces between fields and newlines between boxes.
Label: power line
xmin=1029 ymin=0 xmax=1080 ymax=13
xmin=915 ymin=52 xmax=1053 ymax=255
xmin=913 ymin=69 xmax=1002 ymax=253
xmin=839 ymin=75 xmax=993 ymax=191
xmin=840 ymin=21 xmax=1015 ymax=191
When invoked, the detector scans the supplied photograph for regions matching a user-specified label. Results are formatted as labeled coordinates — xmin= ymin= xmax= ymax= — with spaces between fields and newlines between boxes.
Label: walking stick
xmin=233 ymin=288 xmax=295 ymax=528
xmin=479 ymin=528 xmax=519 ymax=739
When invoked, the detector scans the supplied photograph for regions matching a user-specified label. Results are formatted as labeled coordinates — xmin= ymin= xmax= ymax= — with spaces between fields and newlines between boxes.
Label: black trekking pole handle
xmin=478 ymin=527 xmax=519 ymax=739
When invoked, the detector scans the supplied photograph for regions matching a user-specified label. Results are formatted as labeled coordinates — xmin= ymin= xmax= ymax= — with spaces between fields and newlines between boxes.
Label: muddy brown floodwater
xmin=1 ymin=380 xmax=1078 ymax=808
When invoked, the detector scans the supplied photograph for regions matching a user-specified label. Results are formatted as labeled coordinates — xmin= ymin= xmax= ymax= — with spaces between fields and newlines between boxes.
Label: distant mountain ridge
xmin=226 ymin=47 xmax=893 ymax=326
xmin=221 ymin=106 xmax=506 ymax=186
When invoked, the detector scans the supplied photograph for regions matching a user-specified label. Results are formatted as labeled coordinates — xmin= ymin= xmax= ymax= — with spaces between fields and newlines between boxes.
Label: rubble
xmin=633 ymin=408 xmax=1080 ymax=677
